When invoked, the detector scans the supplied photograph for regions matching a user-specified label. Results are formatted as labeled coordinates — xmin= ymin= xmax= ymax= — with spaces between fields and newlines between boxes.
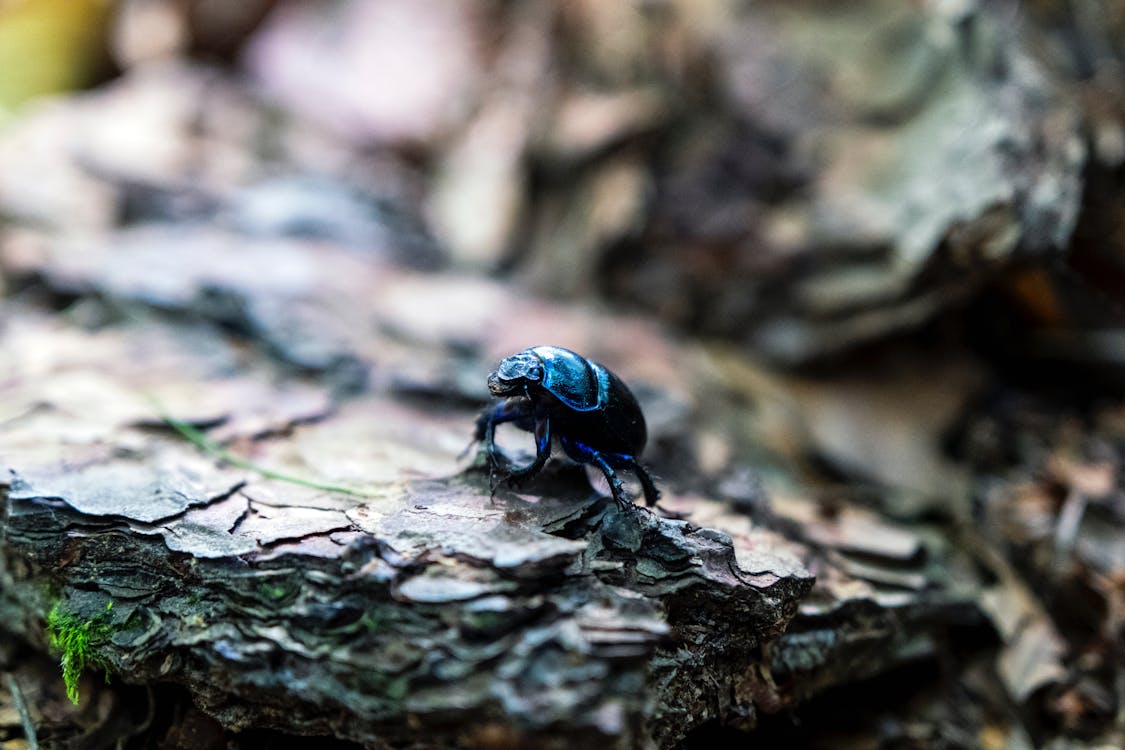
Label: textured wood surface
xmin=0 ymin=234 xmax=984 ymax=747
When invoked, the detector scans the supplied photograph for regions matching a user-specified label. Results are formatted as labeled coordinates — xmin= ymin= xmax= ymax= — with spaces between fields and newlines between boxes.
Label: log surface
xmin=0 ymin=236 xmax=981 ymax=747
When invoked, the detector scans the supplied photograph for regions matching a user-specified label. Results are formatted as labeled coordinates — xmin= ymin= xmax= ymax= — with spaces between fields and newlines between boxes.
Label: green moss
xmin=256 ymin=580 xmax=296 ymax=605
xmin=384 ymin=675 xmax=408 ymax=702
xmin=46 ymin=600 xmax=114 ymax=705
xmin=359 ymin=612 xmax=383 ymax=632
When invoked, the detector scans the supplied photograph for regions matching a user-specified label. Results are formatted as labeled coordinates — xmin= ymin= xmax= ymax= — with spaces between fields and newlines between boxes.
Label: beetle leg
xmin=632 ymin=462 xmax=661 ymax=507
xmin=466 ymin=399 xmax=534 ymax=499
xmin=632 ymin=463 xmax=687 ymax=518
xmin=460 ymin=411 xmax=490 ymax=461
xmin=560 ymin=438 xmax=637 ymax=510
xmin=469 ymin=399 xmax=531 ymax=458
xmin=590 ymin=453 xmax=631 ymax=510
xmin=506 ymin=415 xmax=551 ymax=486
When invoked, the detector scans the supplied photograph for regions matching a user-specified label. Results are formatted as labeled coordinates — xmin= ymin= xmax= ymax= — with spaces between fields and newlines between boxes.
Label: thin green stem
xmin=147 ymin=395 xmax=374 ymax=498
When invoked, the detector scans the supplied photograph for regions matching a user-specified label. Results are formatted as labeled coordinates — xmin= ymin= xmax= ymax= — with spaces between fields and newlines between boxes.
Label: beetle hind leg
xmin=629 ymin=462 xmax=684 ymax=517
xmin=631 ymin=462 xmax=660 ymax=507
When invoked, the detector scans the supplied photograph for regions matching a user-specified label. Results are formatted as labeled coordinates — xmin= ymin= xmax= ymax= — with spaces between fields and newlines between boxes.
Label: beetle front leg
xmin=468 ymin=399 xmax=534 ymax=497
xmin=470 ymin=399 xmax=533 ymax=458
xmin=506 ymin=415 xmax=551 ymax=486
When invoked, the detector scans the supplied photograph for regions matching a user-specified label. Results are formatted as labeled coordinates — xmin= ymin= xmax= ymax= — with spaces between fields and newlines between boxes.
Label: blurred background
xmin=2 ymin=0 xmax=1125 ymax=747
xmin=3 ymin=0 xmax=1122 ymax=368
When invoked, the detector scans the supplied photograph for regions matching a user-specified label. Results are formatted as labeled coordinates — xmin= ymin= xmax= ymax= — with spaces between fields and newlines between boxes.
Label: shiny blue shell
xmin=527 ymin=346 xmax=610 ymax=412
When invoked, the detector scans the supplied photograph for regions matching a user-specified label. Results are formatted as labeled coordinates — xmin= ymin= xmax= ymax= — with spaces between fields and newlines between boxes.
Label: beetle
xmin=471 ymin=345 xmax=660 ymax=510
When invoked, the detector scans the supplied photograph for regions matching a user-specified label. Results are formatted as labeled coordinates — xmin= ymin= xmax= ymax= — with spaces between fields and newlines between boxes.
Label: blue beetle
xmin=472 ymin=346 xmax=660 ymax=509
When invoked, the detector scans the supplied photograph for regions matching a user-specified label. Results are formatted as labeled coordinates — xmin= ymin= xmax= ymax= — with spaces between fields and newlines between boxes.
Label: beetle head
xmin=488 ymin=351 xmax=543 ymax=396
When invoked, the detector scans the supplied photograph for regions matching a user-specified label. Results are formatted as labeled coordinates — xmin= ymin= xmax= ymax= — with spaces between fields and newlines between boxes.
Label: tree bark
xmin=0 ymin=246 xmax=982 ymax=747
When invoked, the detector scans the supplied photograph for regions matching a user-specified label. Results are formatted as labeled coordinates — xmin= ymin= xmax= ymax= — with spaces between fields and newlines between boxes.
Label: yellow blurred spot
xmin=0 ymin=0 xmax=113 ymax=112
